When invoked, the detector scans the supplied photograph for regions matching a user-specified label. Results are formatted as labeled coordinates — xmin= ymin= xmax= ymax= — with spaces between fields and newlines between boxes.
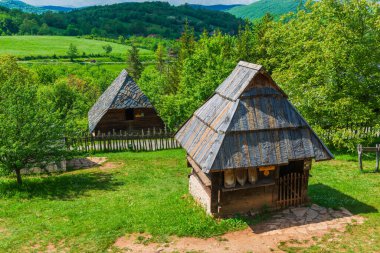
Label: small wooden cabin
xmin=88 ymin=70 xmax=165 ymax=134
xmin=175 ymin=61 xmax=333 ymax=217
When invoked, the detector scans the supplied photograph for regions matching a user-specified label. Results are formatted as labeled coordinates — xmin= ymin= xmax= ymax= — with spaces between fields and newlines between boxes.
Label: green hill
xmin=0 ymin=0 xmax=45 ymax=14
xmin=0 ymin=2 xmax=242 ymax=38
xmin=228 ymin=0 xmax=306 ymax=20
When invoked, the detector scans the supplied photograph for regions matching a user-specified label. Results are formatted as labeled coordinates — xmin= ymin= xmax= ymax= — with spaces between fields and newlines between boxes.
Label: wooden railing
xmin=357 ymin=144 xmax=380 ymax=172
xmin=66 ymin=129 xmax=180 ymax=153
xmin=277 ymin=173 xmax=308 ymax=208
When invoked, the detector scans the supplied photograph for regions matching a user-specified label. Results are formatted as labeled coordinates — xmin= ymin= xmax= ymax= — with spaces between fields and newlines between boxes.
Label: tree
xmin=102 ymin=44 xmax=113 ymax=55
xmin=0 ymin=56 xmax=66 ymax=185
xmin=155 ymin=43 xmax=166 ymax=73
xmin=260 ymin=0 xmax=380 ymax=149
xmin=127 ymin=42 xmax=143 ymax=80
xmin=38 ymin=23 xmax=50 ymax=35
xmin=178 ymin=19 xmax=195 ymax=63
xmin=118 ymin=35 xmax=126 ymax=44
xmin=19 ymin=19 xmax=39 ymax=35
xmin=67 ymin=43 xmax=78 ymax=61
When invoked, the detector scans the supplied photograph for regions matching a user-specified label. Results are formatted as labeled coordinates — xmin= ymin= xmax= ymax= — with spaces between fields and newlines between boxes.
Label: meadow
xmin=0 ymin=149 xmax=379 ymax=252
xmin=0 ymin=36 xmax=153 ymax=59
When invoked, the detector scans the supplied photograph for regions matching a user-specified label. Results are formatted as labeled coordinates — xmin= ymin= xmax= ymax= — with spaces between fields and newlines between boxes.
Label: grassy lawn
xmin=0 ymin=36 xmax=152 ymax=57
xmin=0 ymin=150 xmax=245 ymax=252
xmin=0 ymin=149 xmax=379 ymax=252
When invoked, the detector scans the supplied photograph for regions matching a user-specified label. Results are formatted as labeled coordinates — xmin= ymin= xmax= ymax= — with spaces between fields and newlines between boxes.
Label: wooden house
xmin=88 ymin=70 xmax=165 ymax=134
xmin=175 ymin=61 xmax=333 ymax=217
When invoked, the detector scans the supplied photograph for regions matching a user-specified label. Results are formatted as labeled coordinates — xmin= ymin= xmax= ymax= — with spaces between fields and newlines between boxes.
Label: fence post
xmin=376 ymin=144 xmax=379 ymax=173
xmin=358 ymin=144 xmax=363 ymax=172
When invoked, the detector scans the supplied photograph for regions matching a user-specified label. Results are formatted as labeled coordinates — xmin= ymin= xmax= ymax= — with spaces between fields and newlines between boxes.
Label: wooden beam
xmin=187 ymin=156 xmax=211 ymax=187
xmin=376 ymin=144 xmax=379 ymax=173
xmin=358 ymin=144 xmax=363 ymax=172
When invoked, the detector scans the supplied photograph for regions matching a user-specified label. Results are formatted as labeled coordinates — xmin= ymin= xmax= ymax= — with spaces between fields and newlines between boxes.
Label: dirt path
xmin=113 ymin=205 xmax=365 ymax=253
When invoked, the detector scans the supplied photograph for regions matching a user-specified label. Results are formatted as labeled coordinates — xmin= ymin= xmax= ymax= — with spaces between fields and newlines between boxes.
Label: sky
xmin=21 ymin=0 xmax=256 ymax=7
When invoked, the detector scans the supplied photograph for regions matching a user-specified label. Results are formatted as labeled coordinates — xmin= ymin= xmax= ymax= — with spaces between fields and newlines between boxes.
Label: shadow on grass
xmin=0 ymin=172 xmax=123 ymax=200
xmin=309 ymin=183 xmax=377 ymax=214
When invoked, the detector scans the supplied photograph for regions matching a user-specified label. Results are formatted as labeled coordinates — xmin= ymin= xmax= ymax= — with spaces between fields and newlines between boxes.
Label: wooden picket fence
xmin=277 ymin=173 xmax=308 ymax=208
xmin=66 ymin=129 xmax=180 ymax=153
xmin=321 ymin=127 xmax=380 ymax=141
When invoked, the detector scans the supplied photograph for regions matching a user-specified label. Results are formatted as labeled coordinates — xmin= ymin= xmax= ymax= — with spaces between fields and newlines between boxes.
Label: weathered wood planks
xmin=65 ymin=129 xmax=180 ymax=153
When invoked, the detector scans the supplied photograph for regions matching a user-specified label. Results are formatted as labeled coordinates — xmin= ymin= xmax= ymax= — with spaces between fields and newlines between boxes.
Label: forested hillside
xmin=0 ymin=2 xmax=241 ymax=38
xmin=0 ymin=0 xmax=44 ymax=13
xmin=228 ymin=0 xmax=307 ymax=20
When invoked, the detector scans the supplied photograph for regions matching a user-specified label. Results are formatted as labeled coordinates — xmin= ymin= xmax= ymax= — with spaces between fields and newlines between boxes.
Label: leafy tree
xmin=67 ymin=43 xmax=78 ymax=61
xmin=38 ymin=23 xmax=50 ymax=35
xmin=259 ymin=0 xmax=380 ymax=149
xmin=0 ymin=15 xmax=18 ymax=35
xmin=127 ymin=42 xmax=143 ymax=80
xmin=19 ymin=18 xmax=39 ymax=35
xmin=102 ymin=44 xmax=113 ymax=55
xmin=0 ymin=56 xmax=66 ymax=185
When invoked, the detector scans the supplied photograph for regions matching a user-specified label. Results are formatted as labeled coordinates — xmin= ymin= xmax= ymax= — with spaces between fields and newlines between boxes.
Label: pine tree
xmin=155 ymin=43 xmax=166 ymax=73
xmin=179 ymin=19 xmax=195 ymax=63
xmin=127 ymin=42 xmax=143 ymax=80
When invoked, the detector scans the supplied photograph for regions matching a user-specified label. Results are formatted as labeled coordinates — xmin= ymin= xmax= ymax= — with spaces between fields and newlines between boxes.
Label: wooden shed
xmin=175 ymin=61 xmax=333 ymax=217
xmin=88 ymin=70 xmax=165 ymax=134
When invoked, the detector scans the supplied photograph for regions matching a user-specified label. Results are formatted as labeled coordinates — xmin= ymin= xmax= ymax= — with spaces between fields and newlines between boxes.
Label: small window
xmin=125 ymin=108 xmax=134 ymax=121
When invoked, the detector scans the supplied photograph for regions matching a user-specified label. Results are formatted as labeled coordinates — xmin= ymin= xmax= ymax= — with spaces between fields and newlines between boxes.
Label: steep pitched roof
xmin=175 ymin=61 xmax=333 ymax=173
xmin=88 ymin=70 xmax=153 ymax=133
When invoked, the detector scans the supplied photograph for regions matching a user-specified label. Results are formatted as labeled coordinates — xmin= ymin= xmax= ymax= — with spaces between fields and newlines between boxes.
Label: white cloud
xmin=21 ymin=0 xmax=256 ymax=8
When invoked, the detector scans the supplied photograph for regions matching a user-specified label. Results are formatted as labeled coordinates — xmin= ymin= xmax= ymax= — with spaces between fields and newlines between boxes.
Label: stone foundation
xmin=189 ymin=174 xmax=211 ymax=214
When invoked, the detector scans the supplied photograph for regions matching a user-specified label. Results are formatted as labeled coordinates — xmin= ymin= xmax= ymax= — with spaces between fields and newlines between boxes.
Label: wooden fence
xmin=321 ymin=127 xmax=380 ymax=141
xmin=66 ymin=129 xmax=180 ymax=153
xmin=277 ymin=173 xmax=308 ymax=208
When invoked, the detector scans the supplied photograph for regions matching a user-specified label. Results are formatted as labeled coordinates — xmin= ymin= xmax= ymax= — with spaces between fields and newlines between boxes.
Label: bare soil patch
xmin=113 ymin=205 xmax=365 ymax=253
xmin=99 ymin=162 xmax=124 ymax=170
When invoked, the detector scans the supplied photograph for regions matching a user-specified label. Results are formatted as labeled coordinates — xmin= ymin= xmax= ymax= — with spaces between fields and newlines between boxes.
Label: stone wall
xmin=66 ymin=157 xmax=107 ymax=170
xmin=189 ymin=174 xmax=211 ymax=214
xmin=20 ymin=161 xmax=67 ymax=174
xmin=19 ymin=157 xmax=107 ymax=174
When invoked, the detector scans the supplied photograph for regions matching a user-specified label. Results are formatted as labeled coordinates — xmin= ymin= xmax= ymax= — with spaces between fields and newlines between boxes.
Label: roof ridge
xmin=238 ymin=61 xmax=263 ymax=70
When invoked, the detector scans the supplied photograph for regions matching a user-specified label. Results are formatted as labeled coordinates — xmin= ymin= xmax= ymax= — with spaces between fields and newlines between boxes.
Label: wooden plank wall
xmin=66 ymin=128 xmax=180 ymax=153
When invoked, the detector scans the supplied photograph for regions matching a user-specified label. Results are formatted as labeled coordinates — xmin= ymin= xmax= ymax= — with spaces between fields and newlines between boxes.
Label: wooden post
xmin=376 ymin=144 xmax=379 ymax=173
xmin=358 ymin=144 xmax=363 ymax=172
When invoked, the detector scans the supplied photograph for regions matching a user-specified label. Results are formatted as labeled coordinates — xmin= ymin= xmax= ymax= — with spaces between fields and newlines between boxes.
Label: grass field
xmin=0 ymin=150 xmax=379 ymax=252
xmin=0 ymin=36 xmax=152 ymax=57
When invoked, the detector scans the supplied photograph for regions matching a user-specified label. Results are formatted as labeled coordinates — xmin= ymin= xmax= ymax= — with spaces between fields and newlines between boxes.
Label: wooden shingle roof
xmin=175 ymin=61 xmax=333 ymax=173
xmin=88 ymin=70 xmax=153 ymax=133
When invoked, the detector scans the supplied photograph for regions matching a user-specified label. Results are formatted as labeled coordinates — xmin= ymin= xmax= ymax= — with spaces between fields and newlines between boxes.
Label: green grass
xmin=1 ymin=150 xmax=380 ymax=252
xmin=0 ymin=150 xmax=246 ymax=252
xmin=0 ymin=36 xmax=152 ymax=57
